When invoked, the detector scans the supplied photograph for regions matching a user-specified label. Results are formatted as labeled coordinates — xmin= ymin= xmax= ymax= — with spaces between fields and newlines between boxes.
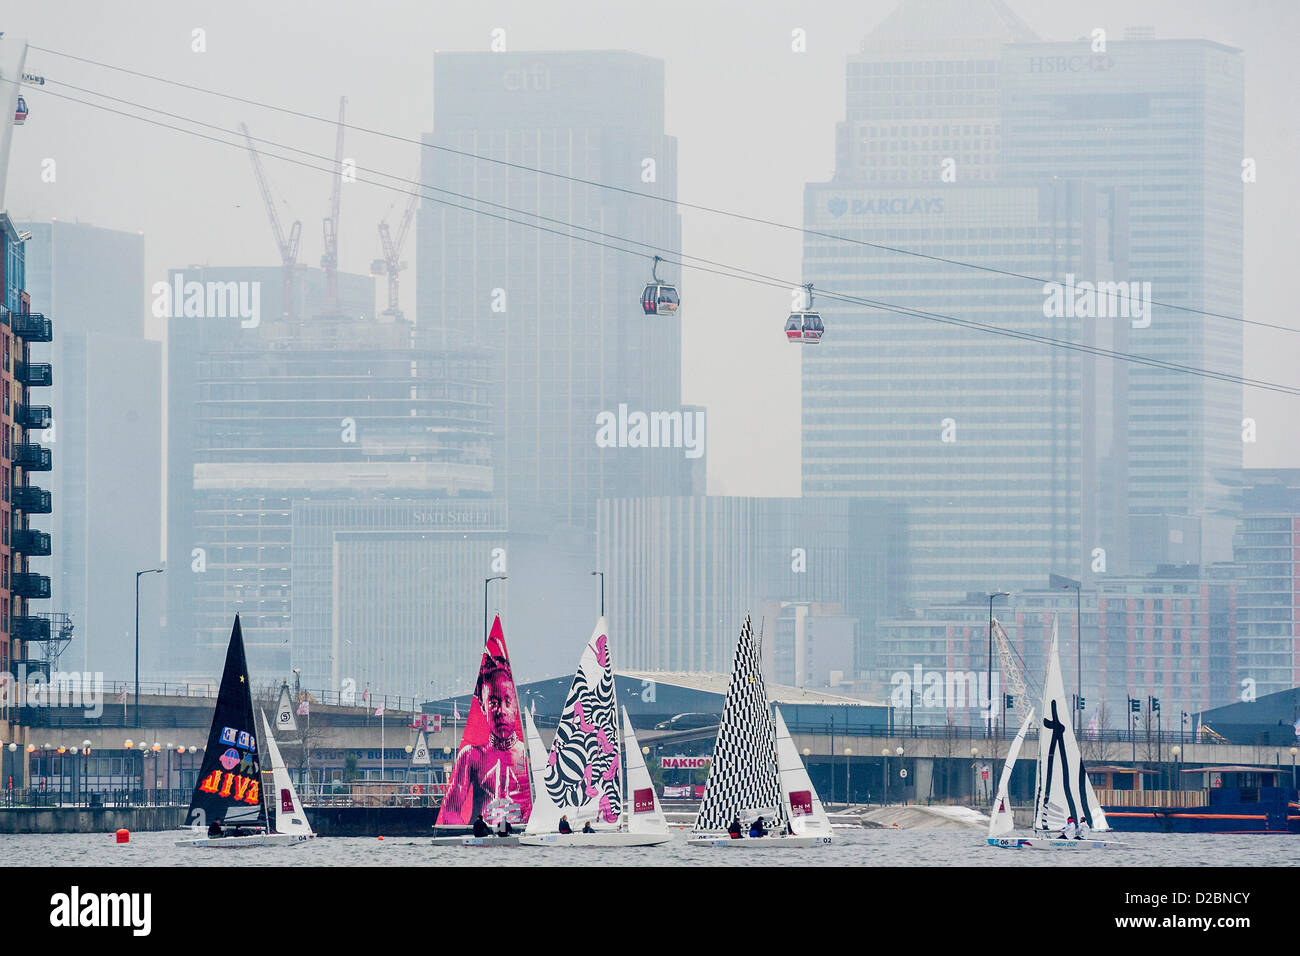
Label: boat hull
xmin=431 ymin=834 xmax=522 ymax=847
xmin=175 ymin=832 xmax=303 ymax=848
xmin=987 ymin=836 xmax=1115 ymax=850
xmin=1102 ymin=801 xmax=1300 ymax=834
xmin=688 ymin=834 xmax=832 ymax=848
xmin=519 ymin=831 xmax=671 ymax=847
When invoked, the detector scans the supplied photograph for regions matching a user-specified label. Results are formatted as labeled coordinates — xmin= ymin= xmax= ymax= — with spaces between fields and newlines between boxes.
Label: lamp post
xmin=134 ymin=567 xmax=164 ymax=729
xmin=844 ymin=747 xmax=853 ymax=805
xmin=590 ymin=571 xmax=605 ymax=617
xmin=484 ymin=575 xmax=507 ymax=644
xmin=1171 ymin=745 xmax=1181 ymax=792
xmin=986 ymin=592 xmax=1010 ymax=737
xmin=971 ymin=747 xmax=980 ymax=803
xmin=881 ymin=748 xmax=891 ymax=806
xmin=1291 ymin=747 xmax=1297 ymax=792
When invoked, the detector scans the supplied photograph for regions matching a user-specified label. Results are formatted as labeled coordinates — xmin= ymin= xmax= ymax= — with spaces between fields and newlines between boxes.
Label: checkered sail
xmin=694 ymin=614 xmax=785 ymax=832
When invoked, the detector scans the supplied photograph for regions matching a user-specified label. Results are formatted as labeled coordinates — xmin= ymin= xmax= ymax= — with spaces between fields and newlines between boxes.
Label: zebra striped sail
xmin=528 ymin=617 xmax=622 ymax=831
xmin=694 ymin=614 xmax=785 ymax=833
xmin=1033 ymin=617 xmax=1108 ymax=833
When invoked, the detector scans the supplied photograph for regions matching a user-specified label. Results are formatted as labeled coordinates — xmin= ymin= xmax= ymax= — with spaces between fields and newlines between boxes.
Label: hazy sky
xmin=5 ymin=0 xmax=1297 ymax=496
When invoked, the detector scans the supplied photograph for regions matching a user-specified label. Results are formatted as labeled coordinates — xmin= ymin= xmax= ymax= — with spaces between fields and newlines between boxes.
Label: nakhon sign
xmin=661 ymin=755 xmax=712 ymax=770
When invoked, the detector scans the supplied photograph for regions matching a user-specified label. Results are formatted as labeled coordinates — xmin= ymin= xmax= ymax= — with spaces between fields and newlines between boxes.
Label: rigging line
xmin=29 ymin=83 xmax=1300 ymax=396
xmin=22 ymin=46 xmax=1285 ymax=333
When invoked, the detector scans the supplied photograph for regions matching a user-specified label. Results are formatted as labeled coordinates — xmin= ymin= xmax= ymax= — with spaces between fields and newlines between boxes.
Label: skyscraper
xmin=1001 ymin=31 xmax=1245 ymax=563
xmin=20 ymin=220 xmax=162 ymax=677
xmin=417 ymin=52 xmax=693 ymax=534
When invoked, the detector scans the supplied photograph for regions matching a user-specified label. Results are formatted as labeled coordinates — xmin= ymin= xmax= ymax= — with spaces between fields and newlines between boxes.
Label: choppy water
xmin=5 ymin=827 xmax=1297 ymax=866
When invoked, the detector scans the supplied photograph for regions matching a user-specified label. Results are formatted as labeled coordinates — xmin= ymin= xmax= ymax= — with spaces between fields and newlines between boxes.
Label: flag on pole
xmin=296 ymin=699 xmax=310 ymax=717
xmin=1086 ymin=711 xmax=1098 ymax=734
xmin=375 ymin=704 xmax=385 ymax=717
xmin=116 ymin=688 xmax=128 ymax=704
xmin=362 ymin=687 xmax=369 ymax=703
xmin=452 ymin=701 xmax=460 ymax=721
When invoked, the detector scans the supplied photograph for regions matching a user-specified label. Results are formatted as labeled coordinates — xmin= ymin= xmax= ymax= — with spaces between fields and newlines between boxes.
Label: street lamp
xmin=971 ymin=747 xmax=980 ymax=803
xmin=1291 ymin=747 xmax=1297 ymax=791
xmin=1171 ymin=745 xmax=1181 ymax=792
xmin=484 ymin=575 xmax=507 ymax=644
xmin=135 ymin=567 xmax=164 ymax=728
xmin=844 ymin=747 xmax=853 ymax=805
xmin=986 ymin=592 xmax=1010 ymax=737
xmin=882 ymin=748 xmax=891 ymax=805
xmin=590 ymin=571 xmax=605 ymax=617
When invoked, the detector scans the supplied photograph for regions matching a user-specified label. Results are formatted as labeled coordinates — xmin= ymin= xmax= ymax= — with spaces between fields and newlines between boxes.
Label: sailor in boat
xmin=727 ymin=817 xmax=743 ymax=839
xmin=495 ymin=817 xmax=514 ymax=838
xmin=1058 ymin=816 xmax=1079 ymax=840
xmin=472 ymin=814 xmax=491 ymax=838
xmin=208 ymin=822 xmax=223 ymax=839
xmin=749 ymin=816 xmax=768 ymax=838
xmin=558 ymin=815 xmax=573 ymax=834
xmin=582 ymin=821 xmax=595 ymax=834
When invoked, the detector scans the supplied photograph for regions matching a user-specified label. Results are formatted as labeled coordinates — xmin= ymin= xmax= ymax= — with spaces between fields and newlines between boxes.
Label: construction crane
xmin=240 ymin=122 xmax=302 ymax=320
xmin=321 ymin=96 xmax=347 ymax=313
xmin=374 ymin=185 xmax=419 ymax=320
xmin=991 ymin=617 xmax=1033 ymax=719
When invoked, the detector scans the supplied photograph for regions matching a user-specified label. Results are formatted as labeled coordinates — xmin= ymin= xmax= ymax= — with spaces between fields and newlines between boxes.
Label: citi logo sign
xmin=595 ymin=404 xmax=705 ymax=460
xmin=151 ymin=277 xmax=262 ymax=328
xmin=49 ymin=886 xmax=151 ymax=936
xmin=1042 ymin=274 xmax=1152 ymax=328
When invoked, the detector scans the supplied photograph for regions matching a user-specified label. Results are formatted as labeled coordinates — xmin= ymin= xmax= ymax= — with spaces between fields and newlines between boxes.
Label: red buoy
xmin=115 ymin=829 xmax=130 ymax=844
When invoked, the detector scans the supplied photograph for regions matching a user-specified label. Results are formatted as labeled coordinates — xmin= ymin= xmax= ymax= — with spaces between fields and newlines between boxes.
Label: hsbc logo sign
xmin=1027 ymin=54 xmax=1115 ymax=73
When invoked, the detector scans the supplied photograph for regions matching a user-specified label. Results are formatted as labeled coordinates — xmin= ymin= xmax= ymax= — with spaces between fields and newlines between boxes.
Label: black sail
xmin=184 ymin=615 xmax=266 ymax=828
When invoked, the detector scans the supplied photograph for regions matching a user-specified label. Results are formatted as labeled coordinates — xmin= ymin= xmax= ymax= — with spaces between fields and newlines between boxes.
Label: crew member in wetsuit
xmin=749 ymin=816 xmax=768 ymax=838
xmin=727 ymin=817 xmax=743 ymax=839
xmin=472 ymin=814 xmax=490 ymax=838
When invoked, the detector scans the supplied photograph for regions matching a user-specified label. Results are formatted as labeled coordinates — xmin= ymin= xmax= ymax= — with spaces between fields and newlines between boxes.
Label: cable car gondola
xmin=785 ymin=283 xmax=823 ymax=343
xmin=14 ymin=96 xmax=28 ymax=126
xmin=641 ymin=255 xmax=679 ymax=316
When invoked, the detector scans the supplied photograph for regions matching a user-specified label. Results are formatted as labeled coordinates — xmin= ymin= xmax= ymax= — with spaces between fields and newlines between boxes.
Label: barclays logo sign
xmin=826 ymin=197 xmax=944 ymax=217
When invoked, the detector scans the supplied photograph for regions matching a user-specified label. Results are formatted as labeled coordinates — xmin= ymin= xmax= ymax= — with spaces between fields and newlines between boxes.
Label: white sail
xmin=522 ymin=709 xmax=562 ymax=833
xmin=275 ymin=683 xmax=297 ymax=733
xmin=989 ymin=708 xmax=1034 ymax=838
xmin=1033 ymin=618 xmax=1106 ymax=833
xmin=694 ymin=614 xmax=784 ymax=833
xmin=260 ymin=711 xmax=314 ymax=838
xmin=621 ymin=708 xmax=668 ymax=835
xmin=773 ymin=706 xmax=832 ymax=837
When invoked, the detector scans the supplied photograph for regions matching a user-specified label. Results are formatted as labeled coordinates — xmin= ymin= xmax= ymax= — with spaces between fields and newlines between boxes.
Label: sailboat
xmin=431 ymin=614 xmax=531 ymax=846
xmin=519 ymin=617 xmax=670 ymax=847
xmin=687 ymin=614 xmax=833 ymax=848
xmin=987 ymin=616 xmax=1117 ymax=850
xmin=260 ymin=710 xmax=315 ymax=842
xmin=176 ymin=615 xmax=299 ymax=848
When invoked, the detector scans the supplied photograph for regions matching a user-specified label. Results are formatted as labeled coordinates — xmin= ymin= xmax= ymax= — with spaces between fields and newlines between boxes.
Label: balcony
xmin=14 ymin=362 xmax=52 ymax=388
xmin=11 ymin=573 xmax=51 ymax=600
xmin=11 ymin=529 xmax=50 ymax=556
xmin=14 ymin=313 xmax=52 ymax=343
xmin=11 ymin=616 xmax=51 ymax=641
xmin=12 ymin=443 xmax=51 ymax=471
xmin=16 ymin=405 xmax=51 ymax=430
xmin=12 ymin=486 xmax=51 ymax=514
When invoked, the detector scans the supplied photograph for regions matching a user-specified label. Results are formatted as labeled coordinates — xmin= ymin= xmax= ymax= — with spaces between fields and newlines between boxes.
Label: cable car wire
xmin=25 ymin=43 xmax=1288 ymax=335
xmin=18 ymin=80 xmax=1300 ymax=397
